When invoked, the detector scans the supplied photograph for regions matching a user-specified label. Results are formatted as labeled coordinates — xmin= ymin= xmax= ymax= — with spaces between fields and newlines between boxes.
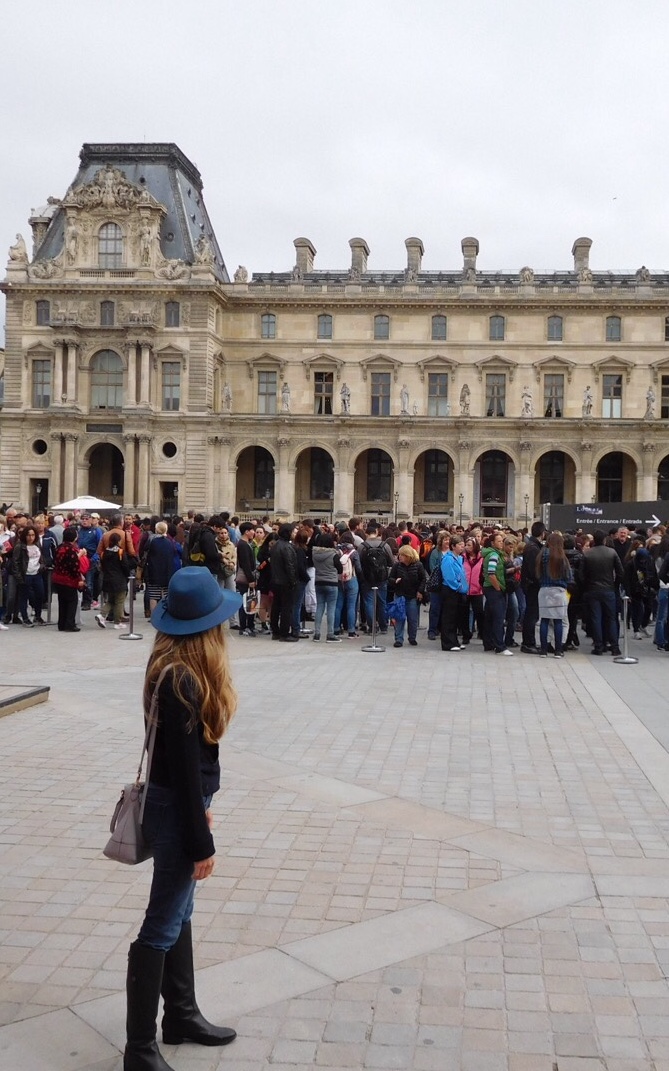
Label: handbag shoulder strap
xmin=135 ymin=664 xmax=172 ymax=786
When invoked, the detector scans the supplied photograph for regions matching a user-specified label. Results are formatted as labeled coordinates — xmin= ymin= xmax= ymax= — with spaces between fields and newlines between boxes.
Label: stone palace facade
xmin=2 ymin=142 xmax=669 ymax=523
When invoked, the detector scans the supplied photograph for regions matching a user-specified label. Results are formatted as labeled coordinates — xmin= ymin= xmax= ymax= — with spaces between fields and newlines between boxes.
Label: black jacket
xmin=270 ymin=537 xmax=297 ymax=587
xmin=521 ymin=536 xmax=543 ymax=592
xmin=100 ymin=545 xmax=131 ymax=594
xmin=389 ymin=560 xmax=427 ymax=600
xmin=236 ymin=538 xmax=256 ymax=584
xmin=579 ymin=545 xmax=624 ymax=592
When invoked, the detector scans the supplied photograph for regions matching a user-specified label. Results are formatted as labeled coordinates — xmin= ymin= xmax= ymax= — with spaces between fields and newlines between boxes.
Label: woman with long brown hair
xmin=535 ymin=531 xmax=572 ymax=658
xmin=124 ymin=567 xmax=241 ymax=1070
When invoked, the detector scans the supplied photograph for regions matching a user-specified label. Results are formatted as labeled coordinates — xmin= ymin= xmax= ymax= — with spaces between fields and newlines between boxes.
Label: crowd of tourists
xmin=0 ymin=505 xmax=667 ymax=654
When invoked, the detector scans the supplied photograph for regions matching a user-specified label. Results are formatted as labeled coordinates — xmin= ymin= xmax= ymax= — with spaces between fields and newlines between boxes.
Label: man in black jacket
xmin=235 ymin=523 xmax=257 ymax=636
xmin=520 ymin=520 xmax=546 ymax=653
xmin=579 ymin=529 xmax=624 ymax=655
xmin=269 ymin=523 xmax=298 ymax=641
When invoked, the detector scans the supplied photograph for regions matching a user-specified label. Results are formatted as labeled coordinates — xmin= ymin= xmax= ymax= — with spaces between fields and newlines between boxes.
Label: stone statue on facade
xmin=291 ymin=264 xmax=302 ymax=282
xmin=582 ymin=384 xmax=593 ymax=417
xmin=463 ymin=266 xmax=477 ymax=282
xmin=519 ymin=266 xmax=534 ymax=284
xmin=194 ymin=234 xmax=215 ymax=265
xmin=400 ymin=384 xmax=409 ymax=415
xmin=223 ymin=382 xmax=232 ymax=413
xmin=281 ymin=381 xmax=291 ymax=413
xmin=521 ymin=384 xmax=534 ymax=418
xmin=636 ymin=265 xmax=651 ymax=283
xmin=340 ymin=382 xmax=351 ymax=414
xmin=65 ymin=219 xmax=79 ymax=264
xmin=578 ymin=267 xmax=593 ymax=284
xmin=139 ymin=221 xmax=152 ymax=266
xmin=412 ymin=402 xmax=418 ymax=416
xmin=645 ymin=385 xmax=655 ymax=419
xmin=234 ymin=265 xmax=248 ymax=283
xmin=8 ymin=233 xmax=28 ymax=263
xmin=459 ymin=383 xmax=471 ymax=416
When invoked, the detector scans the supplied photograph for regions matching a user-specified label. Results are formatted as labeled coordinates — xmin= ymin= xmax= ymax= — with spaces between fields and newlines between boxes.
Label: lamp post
xmin=458 ymin=492 xmax=464 ymax=528
xmin=264 ymin=487 xmax=271 ymax=513
xmin=329 ymin=489 xmax=334 ymax=523
xmin=524 ymin=493 xmax=530 ymax=527
xmin=393 ymin=490 xmax=399 ymax=523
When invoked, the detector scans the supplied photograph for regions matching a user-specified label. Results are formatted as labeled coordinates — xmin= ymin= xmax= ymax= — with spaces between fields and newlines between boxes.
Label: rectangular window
xmin=431 ymin=315 xmax=447 ymax=341
xmin=427 ymin=373 xmax=449 ymax=416
xmin=100 ymin=301 xmax=115 ymax=327
xmin=165 ymin=301 xmax=180 ymax=327
xmin=606 ymin=315 xmax=622 ymax=342
xmin=261 ymin=313 xmax=276 ymax=339
xmin=258 ymin=370 xmax=277 ymax=414
xmin=661 ymin=375 xmax=669 ymax=419
xmin=374 ymin=315 xmax=390 ymax=340
xmin=36 ymin=300 xmax=50 ymax=326
xmin=161 ymin=362 xmax=181 ymax=411
xmin=547 ymin=316 xmax=563 ymax=341
xmin=489 ymin=315 xmax=505 ymax=341
xmin=485 ymin=373 xmax=506 ymax=417
xmin=314 ymin=371 xmax=333 ymax=415
xmin=32 ymin=360 xmax=51 ymax=408
xmin=317 ymin=313 xmax=333 ymax=339
xmin=543 ymin=374 xmax=564 ymax=417
xmin=367 ymin=448 xmax=391 ymax=501
xmin=370 ymin=371 xmax=391 ymax=416
xmin=424 ymin=449 xmax=449 ymax=502
xmin=602 ymin=373 xmax=623 ymax=418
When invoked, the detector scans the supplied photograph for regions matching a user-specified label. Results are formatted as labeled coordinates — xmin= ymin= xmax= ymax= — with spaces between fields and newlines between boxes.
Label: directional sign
xmin=546 ymin=501 xmax=667 ymax=534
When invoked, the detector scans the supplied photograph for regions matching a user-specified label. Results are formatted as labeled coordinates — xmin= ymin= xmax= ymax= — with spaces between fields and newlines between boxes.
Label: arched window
xmin=317 ymin=313 xmax=333 ymax=339
xmin=90 ymin=350 xmax=123 ymax=410
xmin=489 ymin=315 xmax=505 ymax=341
xmin=261 ymin=312 xmax=276 ymax=339
xmin=547 ymin=315 xmax=563 ymax=341
xmin=606 ymin=315 xmax=622 ymax=342
xmin=431 ymin=315 xmax=447 ymax=341
xmin=100 ymin=301 xmax=115 ymax=327
xmin=98 ymin=223 xmax=123 ymax=268
xmin=374 ymin=314 xmax=390 ymax=340
xmin=659 ymin=455 xmax=669 ymax=500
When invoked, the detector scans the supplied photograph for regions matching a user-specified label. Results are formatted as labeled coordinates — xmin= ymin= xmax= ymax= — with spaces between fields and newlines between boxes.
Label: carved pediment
xmin=246 ymin=353 xmax=286 ymax=380
xmin=474 ymin=354 xmax=518 ymax=383
xmin=302 ymin=353 xmax=344 ymax=381
xmin=591 ymin=354 xmax=635 ymax=383
xmin=360 ymin=352 xmax=402 ymax=382
xmin=416 ymin=354 xmax=458 ymax=382
xmin=532 ymin=354 xmax=576 ymax=383
xmin=649 ymin=356 xmax=669 ymax=384
xmin=65 ymin=165 xmax=164 ymax=212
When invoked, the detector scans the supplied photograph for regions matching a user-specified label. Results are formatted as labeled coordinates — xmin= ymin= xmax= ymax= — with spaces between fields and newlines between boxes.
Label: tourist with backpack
xmin=388 ymin=544 xmax=426 ymax=647
xmin=334 ymin=530 xmax=363 ymax=637
xmin=359 ymin=523 xmax=394 ymax=635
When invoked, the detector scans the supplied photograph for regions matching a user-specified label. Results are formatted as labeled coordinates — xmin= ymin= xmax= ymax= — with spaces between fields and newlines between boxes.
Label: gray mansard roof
xmin=35 ymin=143 xmax=229 ymax=282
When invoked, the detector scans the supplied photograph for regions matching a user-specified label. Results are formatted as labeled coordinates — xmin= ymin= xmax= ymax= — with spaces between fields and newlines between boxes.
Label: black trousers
xmin=270 ymin=584 xmax=295 ymax=638
xmin=440 ymin=589 xmax=461 ymax=650
xmin=522 ymin=585 xmax=539 ymax=647
xmin=54 ymin=583 xmax=78 ymax=630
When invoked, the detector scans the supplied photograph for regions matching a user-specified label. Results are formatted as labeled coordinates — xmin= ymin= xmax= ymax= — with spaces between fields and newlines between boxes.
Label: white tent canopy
xmin=49 ymin=495 xmax=121 ymax=512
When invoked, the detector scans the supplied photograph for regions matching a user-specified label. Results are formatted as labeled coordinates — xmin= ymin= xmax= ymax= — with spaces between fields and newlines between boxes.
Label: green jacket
xmin=481 ymin=545 xmax=506 ymax=591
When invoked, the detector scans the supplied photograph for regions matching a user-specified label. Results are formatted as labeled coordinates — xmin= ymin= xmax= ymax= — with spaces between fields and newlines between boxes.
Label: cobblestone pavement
xmin=1 ymin=615 xmax=669 ymax=1070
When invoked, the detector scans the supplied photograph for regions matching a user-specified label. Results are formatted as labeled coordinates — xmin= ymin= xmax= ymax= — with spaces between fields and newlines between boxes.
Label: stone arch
xmin=595 ymin=450 xmax=637 ymax=503
xmin=353 ymin=446 xmax=395 ymax=516
xmin=294 ymin=446 xmax=335 ymax=515
xmin=234 ymin=444 xmax=276 ymax=512
xmin=473 ymin=448 xmax=516 ymax=519
xmin=413 ymin=448 xmax=454 ymax=514
xmin=85 ymin=440 xmax=125 ymax=502
xmin=658 ymin=453 xmax=669 ymax=500
xmin=533 ymin=449 xmax=577 ymax=506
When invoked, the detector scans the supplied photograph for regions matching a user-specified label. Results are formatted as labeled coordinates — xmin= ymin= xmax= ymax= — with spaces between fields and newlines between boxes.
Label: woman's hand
xmin=192 ymin=856 xmax=215 ymax=881
xmin=205 ymin=808 xmax=214 ymax=829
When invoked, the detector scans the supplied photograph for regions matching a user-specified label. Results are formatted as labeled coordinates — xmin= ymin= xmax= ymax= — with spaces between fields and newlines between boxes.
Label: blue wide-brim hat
xmin=151 ymin=567 xmax=242 ymax=636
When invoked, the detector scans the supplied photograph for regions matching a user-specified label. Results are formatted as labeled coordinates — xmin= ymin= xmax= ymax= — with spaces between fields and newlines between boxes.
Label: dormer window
xmin=100 ymin=301 xmax=115 ymax=327
xmin=98 ymin=223 xmax=123 ymax=268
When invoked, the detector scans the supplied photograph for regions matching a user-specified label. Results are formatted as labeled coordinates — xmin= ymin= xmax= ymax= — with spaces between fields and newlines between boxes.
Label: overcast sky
xmin=2 ymin=0 xmax=668 ymax=317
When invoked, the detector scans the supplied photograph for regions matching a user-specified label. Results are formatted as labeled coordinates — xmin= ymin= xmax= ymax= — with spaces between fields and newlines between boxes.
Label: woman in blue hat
xmin=124 ymin=567 xmax=241 ymax=1071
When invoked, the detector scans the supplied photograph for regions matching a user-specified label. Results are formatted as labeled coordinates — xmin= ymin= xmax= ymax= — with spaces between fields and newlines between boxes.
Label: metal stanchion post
xmin=120 ymin=573 xmax=143 ymax=641
xmin=613 ymin=594 xmax=637 ymax=665
xmin=361 ymin=585 xmax=385 ymax=653
xmin=44 ymin=570 xmax=55 ymax=626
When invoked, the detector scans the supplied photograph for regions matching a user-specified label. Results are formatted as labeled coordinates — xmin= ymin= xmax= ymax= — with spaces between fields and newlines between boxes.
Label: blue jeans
xmin=291 ymin=579 xmax=307 ymax=635
xmin=504 ymin=591 xmax=519 ymax=647
xmin=540 ymin=617 xmax=563 ymax=653
xmin=138 ymin=784 xmax=212 ymax=952
xmin=18 ymin=573 xmax=45 ymax=620
xmin=335 ymin=577 xmax=359 ymax=633
xmin=654 ymin=587 xmax=668 ymax=647
xmin=394 ymin=596 xmax=418 ymax=643
xmin=362 ymin=582 xmax=388 ymax=632
xmin=585 ymin=589 xmax=619 ymax=651
xmin=314 ymin=585 xmax=338 ymax=637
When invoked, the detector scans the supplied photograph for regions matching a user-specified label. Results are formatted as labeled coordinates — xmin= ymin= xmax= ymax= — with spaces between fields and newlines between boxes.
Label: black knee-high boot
xmin=124 ymin=941 xmax=174 ymax=1071
xmin=161 ymin=922 xmax=236 ymax=1046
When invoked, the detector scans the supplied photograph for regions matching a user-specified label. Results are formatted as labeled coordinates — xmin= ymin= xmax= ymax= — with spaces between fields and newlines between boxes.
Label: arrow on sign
xmin=645 ymin=514 xmax=661 ymax=527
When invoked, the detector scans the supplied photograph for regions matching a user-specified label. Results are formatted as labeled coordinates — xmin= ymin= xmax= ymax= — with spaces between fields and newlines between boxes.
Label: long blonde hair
xmin=144 ymin=623 xmax=237 ymax=744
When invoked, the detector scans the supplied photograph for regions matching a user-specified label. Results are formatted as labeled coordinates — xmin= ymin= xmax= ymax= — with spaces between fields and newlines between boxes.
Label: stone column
xmin=138 ymin=341 xmax=151 ymax=407
xmin=52 ymin=339 xmax=64 ymax=405
xmin=274 ymin=436 xmax=294 ymax=517
xmin=394 ymin=438 xmax=411 ymax=519
xmin=126 ymin=342 xmax=137 ymax=407
xmin=207 ymin=436 xmax=220 ymax=512
xmin=65 ymin=339 xmax=77 ymax=404
xmin=122 ymin=434 xmax=137 ymax=508
xmin=216 ymin=438 xmax=235 ymax=511
xmin=136 ymin=433 xmax=151 ymax=511
xmin=577 ymin=441 xmax=595 ymax=502
xmin=641 ymin=442 xmax=656 ymax=501
xmin=454 ymin=439 xmax=474 ymax=524
xmin=50 ymin=432 xmax=63 ymax=502
xmin=517 ymin=440 xmax=533 ymax=524
xmin=63 ymin=433 xmax=78 ymax=500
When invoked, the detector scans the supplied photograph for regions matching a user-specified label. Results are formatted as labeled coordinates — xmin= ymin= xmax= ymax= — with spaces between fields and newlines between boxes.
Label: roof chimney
xmin=572 ymin=237 xmax=592 ymax=273
xmin=405 ymin=237 xmax=424 ymax=275
xmin=349 ymin=237 xmax=369 ymax=276
xmin=461 ymin=237 xmax=479 ymax=274
xmin=294 ymin=237 xmax=316 ymax=274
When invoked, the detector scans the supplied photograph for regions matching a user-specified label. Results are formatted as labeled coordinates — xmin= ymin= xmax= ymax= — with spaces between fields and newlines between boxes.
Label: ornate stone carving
xmin=519 ymin=265 xmax=534 ymax=283
xmin=63 ymin=432 xmax=79 ymax=442
xmin=459 ymin=383 xmax=471 ymax=416
xmin=644 ymin=386 xmax=655 ymax=419
xmin=642 ymin=440 xmax=655 ymax=453
xmin=458 ymin=440 xmax=470 ymax=451
xmin=277 ymin=435 xmax=290 ymax=447
xmin=463 ymin=266 xmax=477 ymax=282
xmin=582 ymin=385 xmax=593 ymax=417
xmin=581 ymin=440 xmax=593 ymax=452
xmin=137 ymin=433 xmax=152 ymax=444
xmin=281 ymin=382 xmax=291 ymax=413
xmin=519 ymin=440 xmax=532 ymax=452
xmin=67 ymin=164 xmax=163 ymax=211
xmin=155 ymin=259 xmax=190 ymax=280
xmin=340 ymin=382 xmax=351 ymax=414
xmin=194 ymin=234 xmax=214 ymax=265
xmin=291 ymin=264 xmax=302 ymax=282
xmin=233 ymin=265 xmax=248 ymax=283
xmin=400 ymin=384 xmax=409 ymax=415
xmin=223 ymin=383 xmax=232 ymax=413
xmin=398 ymin=437 xmax=411 ymax=450
xmin=8 ymin=233 xmax=28 ymax=263
xmin=23 ymin=301 xmax=33 ymax=326
xmin=337 ymin=436 xmax=350 ymax=448
xmin=636 ymin=265 xmax=651 ymax=282
xmin=521 ymin=384 xmax=534 ymax=418
xmin=181 ymin=302 xmax=191 ymax=327
xmin=578 ymin=267 xmax=593 ymax=283
xmin=348 ymin=265 xmax=361 ymax=281
xmin=29 ymin=258 xmax=61 ymax=280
